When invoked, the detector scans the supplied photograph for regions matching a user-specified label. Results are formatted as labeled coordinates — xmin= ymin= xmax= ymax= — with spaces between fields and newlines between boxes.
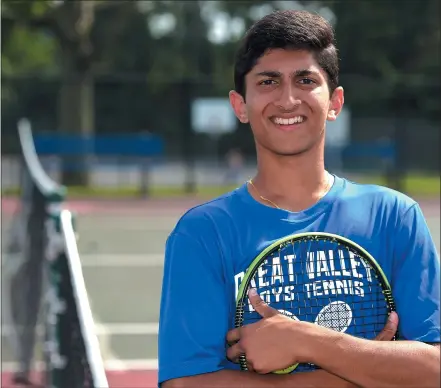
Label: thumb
xmin=375 ymin=311 xmax=399 ymax=341
xmin=248 ymin=288 xmax=278 ymax=318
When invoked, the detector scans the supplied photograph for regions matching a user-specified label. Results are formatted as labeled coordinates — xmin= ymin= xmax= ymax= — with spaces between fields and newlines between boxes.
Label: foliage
xmin=2 ymin=0 xmax=439 ymax=149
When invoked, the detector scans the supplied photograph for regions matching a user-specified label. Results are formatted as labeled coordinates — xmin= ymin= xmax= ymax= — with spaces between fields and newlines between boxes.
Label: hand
xmin=227 ymin=288 xmax=311 ymax=373
xmin=226 ymin=289 xmax=399 ymax=375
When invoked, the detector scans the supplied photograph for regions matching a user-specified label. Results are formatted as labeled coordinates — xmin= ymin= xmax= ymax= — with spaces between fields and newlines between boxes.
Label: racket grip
xmin=238 ymin=354 xmax=248 ymax=371
xmin=234 ymin=304 xmax=248 ymax=370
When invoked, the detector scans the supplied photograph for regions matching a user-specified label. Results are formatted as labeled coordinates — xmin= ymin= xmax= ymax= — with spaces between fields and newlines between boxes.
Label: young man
xmin=158 ymin=9 xmax=440 ymax=388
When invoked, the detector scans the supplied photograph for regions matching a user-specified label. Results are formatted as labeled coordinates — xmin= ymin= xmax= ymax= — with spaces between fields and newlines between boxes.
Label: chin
xmin=267 ymin=142 xmax=314 ymax=156
xmin=256 ymin=137 xmax=320 ymax=157
xmin=272 ymin=148 xmax=311 ymax=156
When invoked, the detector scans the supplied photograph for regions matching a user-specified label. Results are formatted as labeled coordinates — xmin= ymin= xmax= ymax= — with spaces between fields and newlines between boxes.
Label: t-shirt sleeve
xmin=158 ymin=230 xmax=230 ymax=385
xmin=392 ymin=203 xmax=440 ymax=343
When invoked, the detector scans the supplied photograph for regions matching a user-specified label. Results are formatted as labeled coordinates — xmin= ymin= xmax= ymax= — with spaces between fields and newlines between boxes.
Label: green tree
xmin=328 ymin=0 xmax=440 ymax=119
xmin=2 ymin=0 xmax=136 ymax=186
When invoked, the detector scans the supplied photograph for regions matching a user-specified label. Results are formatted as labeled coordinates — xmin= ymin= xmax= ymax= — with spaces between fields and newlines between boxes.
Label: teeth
xmin=274 ymin=116 xmax=304 ymax=125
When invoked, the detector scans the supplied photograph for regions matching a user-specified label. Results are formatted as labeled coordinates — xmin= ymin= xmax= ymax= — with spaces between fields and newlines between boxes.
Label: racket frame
xmin=234 ymin=232 xmax=397 ymax=373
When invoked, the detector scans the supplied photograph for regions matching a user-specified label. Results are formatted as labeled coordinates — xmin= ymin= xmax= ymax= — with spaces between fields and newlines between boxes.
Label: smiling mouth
xmin=271 ymin=115 xmax=307 ymax=129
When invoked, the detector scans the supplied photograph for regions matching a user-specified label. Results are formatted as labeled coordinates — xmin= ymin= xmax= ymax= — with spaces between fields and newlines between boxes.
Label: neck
xmin=251 ymin=142 xmax=330 ymax=212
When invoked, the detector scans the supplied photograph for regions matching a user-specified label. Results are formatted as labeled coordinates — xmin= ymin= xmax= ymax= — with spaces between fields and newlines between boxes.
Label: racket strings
xmin=240 ymin=237 xmax=390 ymax=344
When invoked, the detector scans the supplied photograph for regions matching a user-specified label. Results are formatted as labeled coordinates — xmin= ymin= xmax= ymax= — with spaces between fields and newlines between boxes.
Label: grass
xmin=351 ymin=174 xmax=439 ymax=197
xmin=66 ymin=184 xmax=240 ymax=199
xmin=2 ymin=174 xmax=439 ymax=199
xmin=2 ymin=184 xmax=239 ymax=199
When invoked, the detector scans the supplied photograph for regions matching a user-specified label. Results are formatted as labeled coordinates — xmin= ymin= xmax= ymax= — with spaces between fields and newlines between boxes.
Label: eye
xmin=298 ymin=78 xmax=316 ymax=85
xmin=258 ymin=79 xmax=277 ymax=86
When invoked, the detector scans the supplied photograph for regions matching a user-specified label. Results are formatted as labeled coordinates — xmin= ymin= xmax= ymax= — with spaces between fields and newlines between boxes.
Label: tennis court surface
xmin=1 ymin=197 xmax=439 ymax=387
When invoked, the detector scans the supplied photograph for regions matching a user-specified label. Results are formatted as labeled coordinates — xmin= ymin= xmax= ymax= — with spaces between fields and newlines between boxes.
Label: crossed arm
xmin=163 ymin=369 xmax=356 ymax=388
xmin=164 ymin=341 xmax=440 ymax=388
xmin=163 ymin=292 xmax=440 ymax=388
xmin=307 ymin=329 xmax=440 ymax=388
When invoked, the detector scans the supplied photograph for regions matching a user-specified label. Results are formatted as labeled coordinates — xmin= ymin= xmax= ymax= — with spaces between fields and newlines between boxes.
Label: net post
xmin=44 ymin=208 xmax=109 ymax=388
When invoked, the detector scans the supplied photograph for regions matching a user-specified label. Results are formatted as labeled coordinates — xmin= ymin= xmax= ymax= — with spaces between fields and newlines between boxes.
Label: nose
xmin=275 ymin=83 xmax=301 ymax=111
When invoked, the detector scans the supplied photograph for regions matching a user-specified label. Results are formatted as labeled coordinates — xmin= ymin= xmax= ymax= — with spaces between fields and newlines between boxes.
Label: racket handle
xmin=238 ymin=355 xmax=248 ymax=371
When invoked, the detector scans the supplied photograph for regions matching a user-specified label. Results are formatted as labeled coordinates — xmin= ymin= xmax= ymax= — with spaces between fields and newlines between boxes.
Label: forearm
xmin=311 ymin=330 xmax=440 ymax=388
xmin=162 ymin=369 xmax=356 ymax=388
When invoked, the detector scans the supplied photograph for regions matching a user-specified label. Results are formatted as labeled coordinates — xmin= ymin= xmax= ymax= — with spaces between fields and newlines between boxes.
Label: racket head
xmin=234 ymin=232 xmax=396 ymax=374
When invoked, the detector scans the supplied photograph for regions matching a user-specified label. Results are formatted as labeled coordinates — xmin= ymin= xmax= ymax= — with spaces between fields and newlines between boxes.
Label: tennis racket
xmin=234 ymin=232 xmax=397 ymax=374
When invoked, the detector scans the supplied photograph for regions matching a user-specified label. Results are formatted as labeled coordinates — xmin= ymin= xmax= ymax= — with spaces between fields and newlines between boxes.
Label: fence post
xmin=180 ymin=78 xmax=196 ymax=194
xmin=139 ymin=157 xmax=150 ymax=198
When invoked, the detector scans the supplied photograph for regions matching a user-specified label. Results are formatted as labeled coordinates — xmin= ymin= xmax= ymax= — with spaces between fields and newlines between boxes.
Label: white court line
xmin=1 ymin=254 xmax=164 ymax=267
xmin=80 ymin=254 xmax=163 ymax=267
xmin=1 ymin=323 xmax=159 ymax=337
xmin=80 ymin=254 xmax=164 ymax=267
xmin=96 ymin=322 xmax=159 ymax=335
xmin=61 ymin=210 xmax=108 ymax=387
xmin=1 ymin=359 xmax=158 ymax=373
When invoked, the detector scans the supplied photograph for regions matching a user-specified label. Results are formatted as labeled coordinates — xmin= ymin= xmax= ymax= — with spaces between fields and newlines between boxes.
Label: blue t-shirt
xmin=158 ymin=175 xmax=440 ymax=385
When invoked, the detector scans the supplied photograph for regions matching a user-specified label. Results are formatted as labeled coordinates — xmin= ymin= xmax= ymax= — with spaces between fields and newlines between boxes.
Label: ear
xmin=327 ymin=86 xmax=344 ymax=122
xmin=229 ymin=90 xmax=249 ymax=123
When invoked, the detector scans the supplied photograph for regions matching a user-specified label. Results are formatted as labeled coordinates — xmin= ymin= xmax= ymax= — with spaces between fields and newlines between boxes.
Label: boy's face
xmin=230 ymin=49 xmax=344 ymax=157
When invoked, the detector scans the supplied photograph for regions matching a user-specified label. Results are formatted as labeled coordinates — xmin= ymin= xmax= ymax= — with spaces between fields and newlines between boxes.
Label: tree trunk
xmin=59 ymin=45 xmax=94 ymax=187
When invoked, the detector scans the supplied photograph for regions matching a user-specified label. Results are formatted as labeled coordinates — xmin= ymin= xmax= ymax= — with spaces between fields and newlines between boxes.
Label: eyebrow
xmin=255 ymin=69 xmax=318 ymax=78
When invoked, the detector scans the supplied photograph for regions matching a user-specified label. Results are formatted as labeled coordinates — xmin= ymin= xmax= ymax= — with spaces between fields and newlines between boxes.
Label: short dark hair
xmin=234 ymin=10 xmax=339 ymax=97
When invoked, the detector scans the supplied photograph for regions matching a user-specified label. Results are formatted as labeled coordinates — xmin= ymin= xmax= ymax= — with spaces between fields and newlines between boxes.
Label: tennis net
xmin=45 ymin=209 xmax=108 ymax=388
xmin=3 ymin=118 xmax=108 ymax=388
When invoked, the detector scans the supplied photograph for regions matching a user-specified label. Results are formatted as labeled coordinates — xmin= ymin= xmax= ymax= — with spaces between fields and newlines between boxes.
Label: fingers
xmin=226 ymin=342 xmax=245 ymax=363
xmin=375 ymin=311 xmax=399 ymax=341
xmin=226 ymin=328 xmax=241 ymax=344
xmin=248 ymin=288 xmax=279 ymax=318
xmin=226 ymin=344 xmax=255 ymax=372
